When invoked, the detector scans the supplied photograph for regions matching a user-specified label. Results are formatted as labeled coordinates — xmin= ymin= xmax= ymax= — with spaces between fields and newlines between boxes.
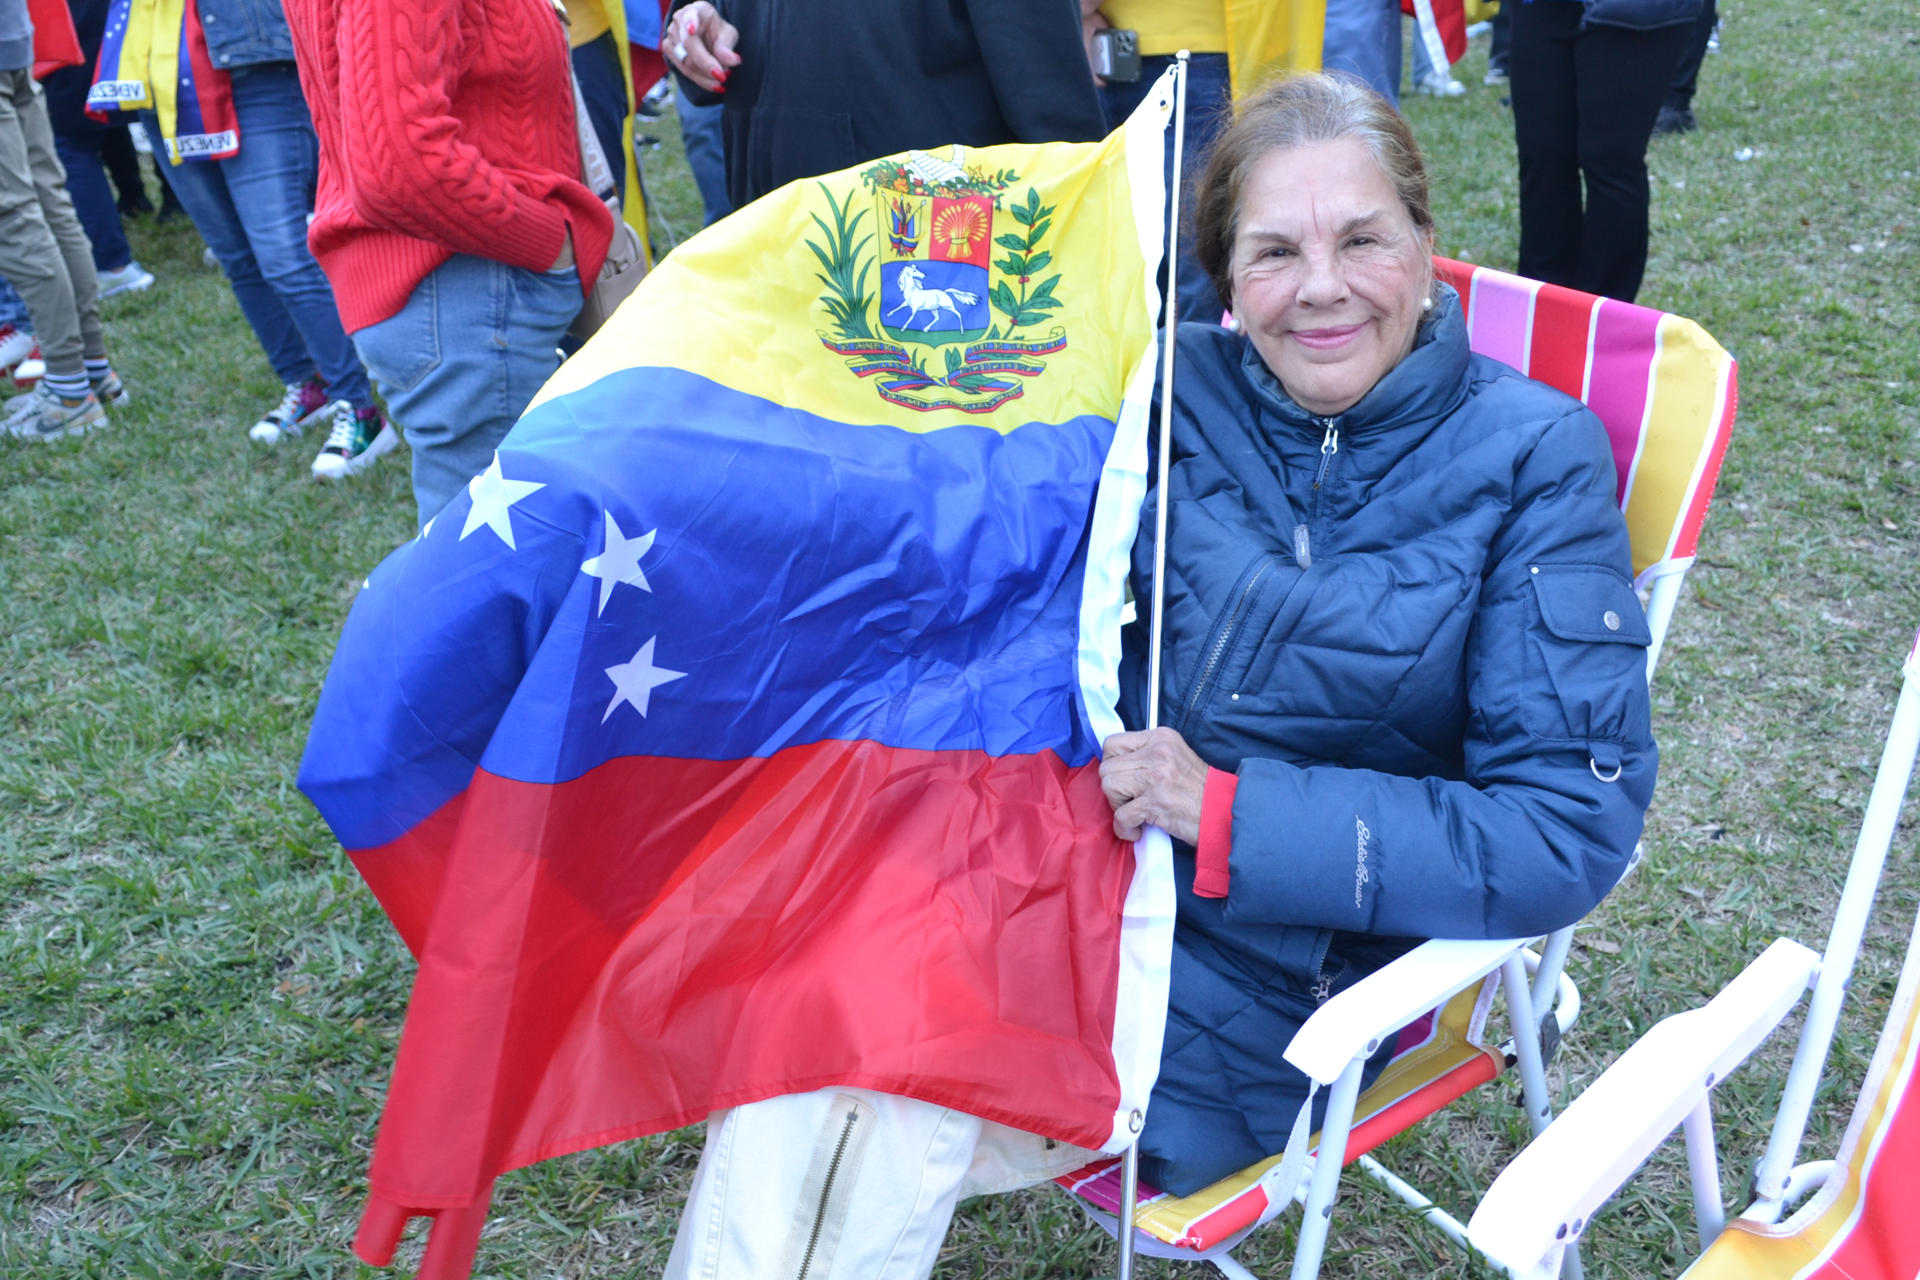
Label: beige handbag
xmin=566 ymin=74 xmax=649 ymax=342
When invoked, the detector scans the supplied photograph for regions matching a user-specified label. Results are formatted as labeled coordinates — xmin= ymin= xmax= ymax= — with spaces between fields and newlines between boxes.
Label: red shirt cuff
xmin=1194 ymin=767 xmax=1237 ymax=898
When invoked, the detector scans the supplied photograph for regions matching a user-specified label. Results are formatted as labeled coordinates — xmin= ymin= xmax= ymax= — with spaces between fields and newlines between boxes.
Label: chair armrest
xmin=1283 ymin=937 xmax=1529 ymax=1083
xmin=1466 ymin=937 xmax=1821 ymax=1275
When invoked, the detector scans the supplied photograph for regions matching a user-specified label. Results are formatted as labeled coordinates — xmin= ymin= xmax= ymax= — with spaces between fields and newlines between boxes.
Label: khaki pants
xmin=0 ymin=68 xmax=103 ymax=379
xmin=665 ymin=1088 xmax=1097 ymax=1280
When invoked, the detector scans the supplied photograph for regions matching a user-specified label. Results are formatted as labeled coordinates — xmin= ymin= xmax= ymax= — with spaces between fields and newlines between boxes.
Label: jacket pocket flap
xmin=1529 ymin=565 xmax=1651 ymax=646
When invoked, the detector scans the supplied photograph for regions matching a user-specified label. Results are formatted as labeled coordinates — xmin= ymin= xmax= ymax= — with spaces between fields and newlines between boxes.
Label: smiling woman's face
xmin=1230 ymin=137 xmax=1434 ymax=417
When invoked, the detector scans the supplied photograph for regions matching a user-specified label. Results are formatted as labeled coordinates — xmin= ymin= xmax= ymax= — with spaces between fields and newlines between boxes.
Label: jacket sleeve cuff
xmin=1194 ymin=767 xmax=1237 ymax=898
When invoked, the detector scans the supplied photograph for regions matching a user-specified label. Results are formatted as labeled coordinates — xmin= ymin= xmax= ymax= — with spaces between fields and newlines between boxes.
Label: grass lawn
xmin=2 ymin=3 xmax=1916 ymax=1275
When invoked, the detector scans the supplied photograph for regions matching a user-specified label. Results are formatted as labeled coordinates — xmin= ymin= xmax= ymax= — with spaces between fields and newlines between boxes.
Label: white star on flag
xmin=580 ymin=511 xmax=656 ymax=615
xmin=419 ymin=515 xmax=435 ymax=541
xmin=602 ymin=637 xmax=686 ymax=722
xmin=461 ymin=454 xmax=545 ymax=549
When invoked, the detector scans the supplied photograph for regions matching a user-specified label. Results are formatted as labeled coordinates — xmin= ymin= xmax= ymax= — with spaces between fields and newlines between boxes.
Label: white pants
xmin=664 ymin=1088 xmax=1098 ymax=1280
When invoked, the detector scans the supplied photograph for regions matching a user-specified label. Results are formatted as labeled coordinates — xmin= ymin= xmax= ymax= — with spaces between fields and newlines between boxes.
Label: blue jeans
xmin=351 ymin=255 xmax=582 ymax=525
xmin=1100 ymin=52 xmax=1231 ymax=324
xmin=141 ymin=62 xmax=372 ymax=407
xmin=1323 ymin=0 xmax=1402 ymax=106
xmin=677 ymin=96 xmax=731 ymax=227
xmin=51 ymin=130 xmax=132 ymax=272
xmin=0 ymin=276 xmax=28 ymax=329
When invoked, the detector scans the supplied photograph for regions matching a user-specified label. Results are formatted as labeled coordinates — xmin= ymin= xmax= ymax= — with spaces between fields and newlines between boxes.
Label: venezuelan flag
xmin=301 ymin=88 xmax=1178 ymax=1277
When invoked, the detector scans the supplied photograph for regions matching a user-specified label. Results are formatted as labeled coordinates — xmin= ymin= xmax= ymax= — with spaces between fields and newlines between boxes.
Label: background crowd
xmin=1 ymin=0 xmax=1719 ymax=522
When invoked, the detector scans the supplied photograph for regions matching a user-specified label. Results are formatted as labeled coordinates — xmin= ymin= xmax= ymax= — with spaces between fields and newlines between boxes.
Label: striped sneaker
xmin=310 ymin=403 xmax=398 ymax=480
xmin=249 ymin=376 xmax=335 ymax=444
xmin=89 ymin=368 xmax=130 ymax=407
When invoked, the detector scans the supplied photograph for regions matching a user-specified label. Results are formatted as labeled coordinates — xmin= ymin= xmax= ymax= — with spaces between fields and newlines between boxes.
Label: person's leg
xmin=1657 ymin=0 xmax=1716 ymax=128
xmin=665 ymin=1088 xmax=985 ymax=1280
xmin=0 ymin=72 xmax=96 ymax=381
xmin=51 ymin=129 xmax=133 ymax=273
xmin=216 ymin=64 xmax=377 ymax=409
xmin=1322 ymin=0 xmax=1403 ymax=106
xmin=677 ymin=95 xmax=731 ymax=226
xmin=145 ymin=109 xmax=317 ymax=388
xmin=352 ymin=255 xmax=581 ymax=522
xmin=100 ymin=123 xmax=151 ymax=214
xmin=1487 ymin=5 xmax=1511 ymax=80
xmin=1570 ymin=21 xmax=1691 ymax=302
xmin=572 ymin=31 xmax=627 ymax=197
xmin=0 ymin=274 xmax=29 ymax=329
xmin=1412 ymin=19 xmax=1435 ymax=81
xmin=1508 ymin=0 xmax=1585 ymax=288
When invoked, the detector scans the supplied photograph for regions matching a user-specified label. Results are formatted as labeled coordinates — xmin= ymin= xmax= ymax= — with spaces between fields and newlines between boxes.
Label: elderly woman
xmin=1098 ymin=70 xmax=1656 ymax=1195
xmin=665 ymin=72 xmax=1655 ymax=1273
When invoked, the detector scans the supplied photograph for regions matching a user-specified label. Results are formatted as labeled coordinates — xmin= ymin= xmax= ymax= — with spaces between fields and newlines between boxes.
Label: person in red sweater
xmin=284 ymin=0 xmax=613 ymax=524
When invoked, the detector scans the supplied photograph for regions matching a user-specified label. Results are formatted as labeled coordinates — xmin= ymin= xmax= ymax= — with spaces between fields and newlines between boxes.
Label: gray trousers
xmin=0 ymin=68 xmax=103 ymax=378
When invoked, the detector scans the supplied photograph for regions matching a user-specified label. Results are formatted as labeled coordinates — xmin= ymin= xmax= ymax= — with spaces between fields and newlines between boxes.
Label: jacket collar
xmin=1234 ymin=283 xmax=1471 ymax=436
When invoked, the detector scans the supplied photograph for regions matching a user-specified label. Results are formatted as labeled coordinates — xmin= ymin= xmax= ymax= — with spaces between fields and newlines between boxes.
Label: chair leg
xmin=1505 ymin=953 xmax=1584 ymax=1280
xmin=1207 ymin=1255 xmax=1263 ymax=1280
xmin=1503 ymin=955 xmax=1555 ymax=1139
xmin=1289 ymin=1060 xmax=1367 ymax=1280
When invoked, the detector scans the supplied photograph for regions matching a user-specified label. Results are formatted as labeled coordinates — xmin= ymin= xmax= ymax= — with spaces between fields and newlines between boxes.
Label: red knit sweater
xmin=285 ymin=0 xmax=614 ymax=333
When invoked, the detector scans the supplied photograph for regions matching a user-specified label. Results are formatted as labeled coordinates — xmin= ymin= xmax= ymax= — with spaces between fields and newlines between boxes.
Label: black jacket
xmin=670 ymin=0 xmax=1105 ymax=209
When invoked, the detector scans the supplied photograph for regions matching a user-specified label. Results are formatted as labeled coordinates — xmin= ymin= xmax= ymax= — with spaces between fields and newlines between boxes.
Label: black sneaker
xmin=1653 ymin=105 xmax=1697 ymax=136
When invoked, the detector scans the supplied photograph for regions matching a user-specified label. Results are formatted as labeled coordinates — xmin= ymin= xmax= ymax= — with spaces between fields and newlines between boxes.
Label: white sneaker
xmin=1413 ymin=71 xmax=1468 ymax=98
xmin=12 ymin=345 xmax=44 ymax=388
xmin=97 ymin=261 xmax=156 ymax=298
xmin=0 ymin=324 xmax=33 ymax=370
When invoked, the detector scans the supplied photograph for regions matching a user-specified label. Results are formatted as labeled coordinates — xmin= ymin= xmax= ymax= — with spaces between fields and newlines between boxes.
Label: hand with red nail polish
xmin=664 ymin=2 xmax=741 ymax=94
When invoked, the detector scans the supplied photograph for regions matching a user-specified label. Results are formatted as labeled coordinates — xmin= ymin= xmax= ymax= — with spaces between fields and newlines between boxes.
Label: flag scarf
xmin=86 ymin=0 xmax=238 ymax=164
xmin=301 ymin=86 xmax=1177 ymax=1276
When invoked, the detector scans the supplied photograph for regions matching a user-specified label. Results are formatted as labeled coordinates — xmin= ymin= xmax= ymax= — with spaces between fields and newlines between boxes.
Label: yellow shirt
xmin=1100 ymin=1 xmax=1323 ymax=99
xmin=1100 ymin=0 xmax=1229 ymax=56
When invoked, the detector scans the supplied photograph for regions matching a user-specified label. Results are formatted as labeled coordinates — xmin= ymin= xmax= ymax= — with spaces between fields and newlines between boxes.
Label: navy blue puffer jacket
xmin=1120 ymin=287 xmax=1657 ymax=1194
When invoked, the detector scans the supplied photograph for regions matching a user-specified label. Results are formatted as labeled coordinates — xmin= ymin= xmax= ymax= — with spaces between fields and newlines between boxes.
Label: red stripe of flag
xmin=354 ymin=741 xmax=1134 ymax=1239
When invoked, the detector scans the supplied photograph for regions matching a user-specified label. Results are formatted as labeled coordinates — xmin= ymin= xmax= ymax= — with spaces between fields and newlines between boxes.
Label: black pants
xmin=1509 ymin=2 xmax=1691 ymax=302
xmin=1665 ymin=0 xmax=1718 ymax=110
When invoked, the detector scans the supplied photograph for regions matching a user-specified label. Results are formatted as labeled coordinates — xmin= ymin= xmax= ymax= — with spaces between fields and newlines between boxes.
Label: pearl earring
xmin=1421 ymin=296 xmax=1434 ymax=312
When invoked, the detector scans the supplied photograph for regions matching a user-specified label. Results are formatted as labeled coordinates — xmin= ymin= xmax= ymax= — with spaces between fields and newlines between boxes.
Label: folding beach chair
xmin=1467 ymin=626 xmax=1920 ymax=1280
xmin=1057 ymin=259 xmax=1740 ymax=1279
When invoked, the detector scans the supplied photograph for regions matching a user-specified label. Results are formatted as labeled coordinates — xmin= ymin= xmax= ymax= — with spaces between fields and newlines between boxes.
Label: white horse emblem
xmin=886 ymin=264 xmax=979 ymax=332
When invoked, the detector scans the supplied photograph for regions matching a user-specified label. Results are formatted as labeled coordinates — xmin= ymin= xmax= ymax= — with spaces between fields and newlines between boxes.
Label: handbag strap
xmin=550 ymin=0 xmax=619 ymax=203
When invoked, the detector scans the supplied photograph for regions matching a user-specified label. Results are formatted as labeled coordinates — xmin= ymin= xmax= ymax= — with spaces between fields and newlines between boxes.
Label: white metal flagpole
xmin=1119 ymin=47 xmax=1189 ymax=1280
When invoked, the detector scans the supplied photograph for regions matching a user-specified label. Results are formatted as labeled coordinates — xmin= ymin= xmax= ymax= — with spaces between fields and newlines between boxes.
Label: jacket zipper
xmin=795 ymin=1106 xmax=861 ymax=1280
xmin=1309 ymin=931 xmax=1336 ymax=1005
xmin=1175 ymin=553 xmax=1278 ymax=731
xmin=1310 ymin=417 xmax=1341 ymax=528
xmin=1312 ymin=420 xmax=1340 ymax=490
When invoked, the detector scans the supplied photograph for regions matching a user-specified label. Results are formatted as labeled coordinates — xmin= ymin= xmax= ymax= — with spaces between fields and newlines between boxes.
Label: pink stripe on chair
xmin=1461 ymin=268 xmax=1537 ymax=375
xmin=1585 ymin=299 xmax=1665 ymax=509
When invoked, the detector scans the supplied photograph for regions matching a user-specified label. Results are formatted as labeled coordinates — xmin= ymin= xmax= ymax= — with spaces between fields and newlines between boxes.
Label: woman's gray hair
xmin=1192 ymin=72 xmax=1434 ymax=310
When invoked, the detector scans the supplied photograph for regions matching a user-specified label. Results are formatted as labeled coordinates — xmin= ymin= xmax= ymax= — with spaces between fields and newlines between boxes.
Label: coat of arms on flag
xmin=813 ymin=147 xmax=1070 ymax=414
